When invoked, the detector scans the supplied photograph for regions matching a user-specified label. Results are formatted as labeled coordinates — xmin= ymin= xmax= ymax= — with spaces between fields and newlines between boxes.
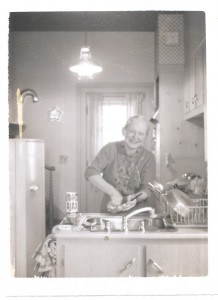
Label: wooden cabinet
xmin=55 ymin=234 xmax=207 ymax=278
xmin=56 ymin=239 xmax=145 ymax=277
xmin=184 ymin=39 xmax=206 ymax=120
xmin=146 ymin=243 xmax=208 ymax=277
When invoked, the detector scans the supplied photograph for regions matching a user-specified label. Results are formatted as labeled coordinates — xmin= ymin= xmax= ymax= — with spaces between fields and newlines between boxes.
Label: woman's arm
xmin=88 ymin=175 xmax=138 ymax=214
xmin=88 ymin=174 xmax=123 ymax=206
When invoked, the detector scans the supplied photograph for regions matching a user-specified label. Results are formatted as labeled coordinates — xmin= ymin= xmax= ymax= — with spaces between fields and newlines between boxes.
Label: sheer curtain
xmin=87 ymin=92 xmax=145 ymax=161
xmin=86 ymin=93 xmax=104 ymax=165
xmin=127 ymin=93 xmax=144 ymax=117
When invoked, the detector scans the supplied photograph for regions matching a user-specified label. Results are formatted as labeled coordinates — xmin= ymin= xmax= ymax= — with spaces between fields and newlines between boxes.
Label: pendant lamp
xmin=69 ymin=32 xmax=103 ymax=80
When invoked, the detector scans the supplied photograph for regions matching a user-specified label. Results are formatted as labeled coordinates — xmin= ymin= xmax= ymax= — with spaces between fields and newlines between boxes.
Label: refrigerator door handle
xmin=29 ymin=185 xmax=40 ymax=191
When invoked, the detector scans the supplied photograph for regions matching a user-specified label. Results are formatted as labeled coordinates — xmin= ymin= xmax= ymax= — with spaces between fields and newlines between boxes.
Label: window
xmin=102 ymin=96 xmax=129 ymax=146
xmin=86 ymin=92 xmax=145 ymax=158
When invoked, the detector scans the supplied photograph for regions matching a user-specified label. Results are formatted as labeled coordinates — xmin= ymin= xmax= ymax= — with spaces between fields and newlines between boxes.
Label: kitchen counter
xmin=53 ymin=213 xmax=208 ymax=240
xmin=53 ymin=213 xmax=208 ymax=277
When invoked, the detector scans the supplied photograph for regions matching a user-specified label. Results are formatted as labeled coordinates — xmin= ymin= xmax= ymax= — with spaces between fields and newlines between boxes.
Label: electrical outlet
xmin=165 ymin=31 xmax=179 ymax=46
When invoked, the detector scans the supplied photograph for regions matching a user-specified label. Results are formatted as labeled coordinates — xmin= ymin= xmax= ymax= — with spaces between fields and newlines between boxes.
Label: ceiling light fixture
xmin=69 ymin=29 xmax=103 ymax=80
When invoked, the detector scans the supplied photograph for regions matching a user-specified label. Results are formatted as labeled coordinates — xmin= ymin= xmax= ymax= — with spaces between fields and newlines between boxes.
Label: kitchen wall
xmin=9 ymin=12 xmax=207 ymax=219
xmin=184 ymin=12 xmax=206 ymax=59
xmin=9 ymin=31 xmax=155 ymax=219
xmin=155 ymin=13 xmax=207 ymax=184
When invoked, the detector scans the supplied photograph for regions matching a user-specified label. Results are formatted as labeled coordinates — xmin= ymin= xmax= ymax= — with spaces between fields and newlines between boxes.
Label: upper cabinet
xmin=184 ymin=39 xmax=206 ymax=120
xmin=183 ymin=12 xmax=206 ymax=120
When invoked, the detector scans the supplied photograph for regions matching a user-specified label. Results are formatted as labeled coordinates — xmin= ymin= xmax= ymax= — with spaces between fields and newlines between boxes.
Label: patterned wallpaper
xmin=9 ymin=31 xmax=155 ymax=219
xmin=158 ymin=14 xmax=184 ymax=65
xmin=8 ymin=13 xmax=190 ymax=219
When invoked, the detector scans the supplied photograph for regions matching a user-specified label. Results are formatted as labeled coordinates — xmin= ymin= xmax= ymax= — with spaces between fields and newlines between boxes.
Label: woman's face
xmin=123 ymin=119 xmax=148 ymax=151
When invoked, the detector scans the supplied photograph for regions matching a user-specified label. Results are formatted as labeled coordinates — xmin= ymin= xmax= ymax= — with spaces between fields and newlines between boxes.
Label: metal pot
xmin=143 ymin=215 xmax=177 ymax=231
xmin=163 ymin=189 xmax=192 ymax=218
xmin=149 ymin=181 xmax=193 ymax=218
xmin=144 ymin=217 xmax=165 ymax=231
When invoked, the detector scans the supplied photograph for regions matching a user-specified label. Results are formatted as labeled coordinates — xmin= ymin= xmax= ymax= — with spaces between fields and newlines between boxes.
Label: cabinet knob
xmin=192 ymin=94 xmax=198 ymax=103
xmin=29 ymin=185 xmax=40 ymax=191
xmin=120 ymin=257 xmax=136 ymax=274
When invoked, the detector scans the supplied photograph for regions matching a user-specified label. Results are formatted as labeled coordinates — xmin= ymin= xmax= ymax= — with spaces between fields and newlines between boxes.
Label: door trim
xmin=76 ymin=83 xmax=154 ymax=212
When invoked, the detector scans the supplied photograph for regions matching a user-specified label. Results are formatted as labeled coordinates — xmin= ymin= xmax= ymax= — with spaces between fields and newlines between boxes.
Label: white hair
xmin=123 ymin=115 xmax=149 ymax=131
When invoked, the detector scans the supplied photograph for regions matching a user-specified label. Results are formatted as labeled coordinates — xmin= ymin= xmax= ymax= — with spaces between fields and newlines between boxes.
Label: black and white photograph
xmin=1 ymin=1 xmax=218 ymax=299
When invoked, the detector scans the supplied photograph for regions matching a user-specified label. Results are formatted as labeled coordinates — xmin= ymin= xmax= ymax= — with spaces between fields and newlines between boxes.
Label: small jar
xmin=66 ymin=192 xmax=79 ymax=224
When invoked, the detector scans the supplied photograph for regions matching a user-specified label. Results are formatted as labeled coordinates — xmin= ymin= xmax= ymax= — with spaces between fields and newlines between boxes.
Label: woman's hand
xmin=107 ymin=196 xmax=137 ymax=214
xmin=107 ymin=202 xmax=123 ymax=214
xmin=107 ymin=190 xmax=148 ymax=214
xmin=127 ymin=191 xmax=148 ymax=203
xmin=107 ymin=192 xmax=123 ymax=214
xmin=122 ymin=199 xmax=137 ymax=211
xmin=107 ymin=200 xmax=137 ymax=214
xmin=119 ymin=191 xmax=146 ymax=212
xmin=110 ymin=193 xmax=123 ymax=206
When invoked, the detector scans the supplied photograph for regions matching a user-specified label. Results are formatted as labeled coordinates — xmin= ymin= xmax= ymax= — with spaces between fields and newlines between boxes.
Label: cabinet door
xmin=189 ymin=57 xmax=196 ymax=112
xmin=185 ymin=40 xmax=205 ymax=118
xmin=26 ymin=141 xmax=45 ymax=277
xmin=184 ymin=66 xmax=190 ymax=114
xmin=146 ymin=244 xmax=208 ymax=277
xmin=62 ymin=243 xmax=141 ymax=277
xmin=195 ymin=44 xmax=204 ymax=109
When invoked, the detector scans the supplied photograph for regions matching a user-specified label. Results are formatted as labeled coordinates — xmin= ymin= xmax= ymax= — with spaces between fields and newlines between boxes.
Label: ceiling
xmin=9 ymin=11 xmax=189 ymax=32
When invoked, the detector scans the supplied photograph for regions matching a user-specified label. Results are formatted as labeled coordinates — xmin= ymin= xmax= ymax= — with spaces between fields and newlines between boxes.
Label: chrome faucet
xmin=122 ymin=207 xmax=155 ymax=232
xmin=148 ymin=181 xmax=170 ymax=215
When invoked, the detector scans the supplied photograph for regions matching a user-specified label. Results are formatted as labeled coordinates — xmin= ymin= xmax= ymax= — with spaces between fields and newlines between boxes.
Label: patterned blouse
xmin=85 ymin=141 xmax=156 ymax=211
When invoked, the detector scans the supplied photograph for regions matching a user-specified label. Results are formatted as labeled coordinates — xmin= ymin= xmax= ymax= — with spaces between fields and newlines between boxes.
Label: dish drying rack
xmin=169 ymin=198 xmax=208 ymax=227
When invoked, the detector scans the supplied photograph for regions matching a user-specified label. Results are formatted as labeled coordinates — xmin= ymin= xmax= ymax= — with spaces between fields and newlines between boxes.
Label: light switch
xmin=59 ymin=155 xmax=68 ymax=164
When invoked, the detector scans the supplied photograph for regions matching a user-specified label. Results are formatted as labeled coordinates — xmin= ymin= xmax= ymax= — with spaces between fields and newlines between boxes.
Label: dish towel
xmin=32 ymin=234 xmax=56 ymax=277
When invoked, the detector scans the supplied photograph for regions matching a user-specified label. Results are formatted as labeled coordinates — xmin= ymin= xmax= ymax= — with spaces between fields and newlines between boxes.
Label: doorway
xmin=77 ymin=84 xmax=154 ymax=212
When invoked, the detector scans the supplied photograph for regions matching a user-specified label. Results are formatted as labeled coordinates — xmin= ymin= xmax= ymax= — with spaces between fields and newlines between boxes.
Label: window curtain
xmin=87 ymin=92 xmax=145 ymax=161
xmin=127 ymin=93 xmax=144 ymax=116
xmin=86 ymin=93 xmax=104 ymax=164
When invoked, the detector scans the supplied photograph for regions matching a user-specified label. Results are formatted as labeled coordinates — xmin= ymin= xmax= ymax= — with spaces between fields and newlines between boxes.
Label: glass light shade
xmin=69 ymin=47 xmax=103 ymax=79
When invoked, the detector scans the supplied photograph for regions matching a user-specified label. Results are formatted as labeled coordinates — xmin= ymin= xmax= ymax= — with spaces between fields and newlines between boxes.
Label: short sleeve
xmin=84 ymin=143 xmax=115 ymax=179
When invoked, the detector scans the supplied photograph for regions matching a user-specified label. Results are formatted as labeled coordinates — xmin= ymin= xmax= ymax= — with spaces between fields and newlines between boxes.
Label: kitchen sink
xmin=78 ymin=214 xmax=178 ymax=233
xmin=80 ymin=215 xmax=138 ymax=232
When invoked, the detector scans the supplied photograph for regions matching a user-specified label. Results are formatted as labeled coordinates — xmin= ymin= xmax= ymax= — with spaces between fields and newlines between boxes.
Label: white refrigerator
xmin=9 ymin=139 xmax=45 ymax=277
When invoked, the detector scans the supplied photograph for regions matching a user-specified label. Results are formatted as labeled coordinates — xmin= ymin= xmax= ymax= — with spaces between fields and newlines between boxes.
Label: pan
xmin=148 ymin=181 xmax=193 ymax=218
xmin=163 ymin=188 xmax=193 ymax=218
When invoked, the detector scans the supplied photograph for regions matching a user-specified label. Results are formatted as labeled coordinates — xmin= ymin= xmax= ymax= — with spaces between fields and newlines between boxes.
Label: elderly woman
xmin=84 ymin=115 xmax=156 ymax=214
